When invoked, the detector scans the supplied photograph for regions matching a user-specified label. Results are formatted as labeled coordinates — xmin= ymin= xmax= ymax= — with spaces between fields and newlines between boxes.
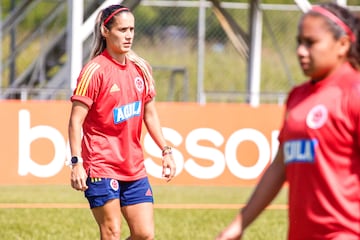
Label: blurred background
xmin=1 ymin=0 xmax=359 ymax=103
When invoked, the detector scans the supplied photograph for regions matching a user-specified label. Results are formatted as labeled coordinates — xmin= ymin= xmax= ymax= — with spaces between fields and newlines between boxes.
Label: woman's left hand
xmin=162 ymin=153 xmax=176 ymax=182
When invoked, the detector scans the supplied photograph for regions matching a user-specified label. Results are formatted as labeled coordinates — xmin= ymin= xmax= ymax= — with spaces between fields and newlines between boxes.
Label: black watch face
xmin=71 ymin=157 xmax=78 ymax=164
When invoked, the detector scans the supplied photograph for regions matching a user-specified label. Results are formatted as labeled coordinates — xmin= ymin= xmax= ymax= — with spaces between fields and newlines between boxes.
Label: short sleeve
xmin=71 ymin=61 xmax=101 ymax=108
xmin=277 ymin=88 xmax=296 ymax=144
xmin=347 ymin=81 xmax=360 ymax=149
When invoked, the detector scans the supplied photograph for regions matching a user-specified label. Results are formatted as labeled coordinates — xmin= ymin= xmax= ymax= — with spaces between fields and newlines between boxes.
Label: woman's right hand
xmin=70 ymin=164 xmax=88 ymax=191
xmin=215 ymin=214 xmax=243 ymax=240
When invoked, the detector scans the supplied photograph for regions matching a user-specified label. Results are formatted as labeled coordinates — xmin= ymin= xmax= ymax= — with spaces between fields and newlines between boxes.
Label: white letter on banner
xmin=225 ymin=128 xmax=270 ymax=180
xmin=184 ymin=128 xmax=225 ymax=179
xmin=144 ymin=127 xmax=183 ymax=178
xmin=18 ymin=110 xmax=66 ymax=177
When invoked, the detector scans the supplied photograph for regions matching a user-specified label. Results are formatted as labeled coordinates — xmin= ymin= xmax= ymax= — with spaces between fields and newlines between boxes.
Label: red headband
xmin=311 ymin=6 xmax=356 ymax=42
xmin=103 ymin=7 xmax=129 ymax=25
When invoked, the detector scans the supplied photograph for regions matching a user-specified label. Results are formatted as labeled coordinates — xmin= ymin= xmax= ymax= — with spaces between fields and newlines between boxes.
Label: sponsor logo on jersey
xmin=134 ymin=77 xmax=144 ymax=92
xmin=283 ymin=139 xmax=317 ymax=164
xmin=113 ymin=101 xmax=142 ymax=124
xmin=306 ymin=104 xmax=328 ymax=129
xmin=110 ymin=83 xmax=120 ymax=93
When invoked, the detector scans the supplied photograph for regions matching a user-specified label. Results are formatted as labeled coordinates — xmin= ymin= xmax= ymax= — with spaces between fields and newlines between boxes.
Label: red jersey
xmin=278 ymin=62 xmax=360 ymax=240
xmin=71 ymin=50 xmax=155 ymax=181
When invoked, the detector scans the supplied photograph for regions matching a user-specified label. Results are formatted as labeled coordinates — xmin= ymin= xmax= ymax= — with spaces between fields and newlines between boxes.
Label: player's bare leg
xmin=92 ymin=199 xmax=122 ymax=240
xmin=122 ymin=202 xmax=154 ymax=240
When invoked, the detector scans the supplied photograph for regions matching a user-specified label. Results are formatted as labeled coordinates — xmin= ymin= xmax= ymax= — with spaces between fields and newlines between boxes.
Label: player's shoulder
xmin=83 ymin=58 xmax=101 ymax=71
xmin=288 ymin=80 xmax=311 ymax=98
xmin=82 ymin=55 xmax=113 ymax=75
xmin=340 ymin=67 xmax=360 ymax=92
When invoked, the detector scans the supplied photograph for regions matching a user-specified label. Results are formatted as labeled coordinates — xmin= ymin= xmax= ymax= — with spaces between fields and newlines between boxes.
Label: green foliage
xmin=0 ymin=185 xmax=288 ymax=239
xmin=1 ymin=1 xmax=323 ymax=101
xmin=1 ymin=1 xmax=66 ymax=27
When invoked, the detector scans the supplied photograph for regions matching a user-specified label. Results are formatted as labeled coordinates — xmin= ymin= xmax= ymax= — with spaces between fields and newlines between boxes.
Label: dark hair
xmin=307 ymin=2 xmax=360 ymax=69
xmin=90 ymin=5 xmax=131 ymax=59
xmin=102 ymin=5 xmax=130 ymax=28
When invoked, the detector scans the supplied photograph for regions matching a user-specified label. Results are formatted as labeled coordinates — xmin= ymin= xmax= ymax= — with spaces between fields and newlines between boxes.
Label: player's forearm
xmin=144 ymin=117 xmax=167 ymax=149
xmin=68 ymin=102 xmax=88 ymax=157
xmin=144 ymin=101 xmax=168 ymax=149
xmin=241 ymin=153 xmax=286 ymax=229
xmin=68 ymin=121 xmax=83 ymax=156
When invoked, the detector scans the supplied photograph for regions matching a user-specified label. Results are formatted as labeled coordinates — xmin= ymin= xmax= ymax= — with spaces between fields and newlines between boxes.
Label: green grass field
xmin=0 ymin=185 xmax=288 ymax=240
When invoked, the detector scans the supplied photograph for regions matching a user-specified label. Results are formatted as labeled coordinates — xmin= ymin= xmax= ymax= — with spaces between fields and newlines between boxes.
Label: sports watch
xmin=71 ymin=156 xmax=83 ymax=165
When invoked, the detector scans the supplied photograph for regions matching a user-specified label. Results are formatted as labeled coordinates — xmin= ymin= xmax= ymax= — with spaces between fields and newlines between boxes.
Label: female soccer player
xmin=216 ymin=2 xmax=360 ymax=240
xmin=68 ymin=5 xmax=176 ymax=240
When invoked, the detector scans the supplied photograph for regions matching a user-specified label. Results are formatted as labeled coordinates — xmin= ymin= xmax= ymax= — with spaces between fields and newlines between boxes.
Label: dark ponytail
xmin=349 ymin=15 xmax=360 ymax=69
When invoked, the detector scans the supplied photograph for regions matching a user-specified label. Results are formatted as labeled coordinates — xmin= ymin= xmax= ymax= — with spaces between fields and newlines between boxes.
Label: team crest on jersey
xmin=306 ymin=104 xmax=328 ymax=129
xmin=110 ymin=179 xmax=119 ymax=191
xmin=134 ymin=77 xmax=144 ymax=92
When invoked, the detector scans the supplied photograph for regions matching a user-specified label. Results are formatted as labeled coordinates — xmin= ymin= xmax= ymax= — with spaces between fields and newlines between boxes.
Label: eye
xmin=118 ymin=27 xmax=134 ymax=33
xmin=297 ymin=37 xmax=314 ymax=48
xmin=296 ymin=36 xmax=301 ymax=45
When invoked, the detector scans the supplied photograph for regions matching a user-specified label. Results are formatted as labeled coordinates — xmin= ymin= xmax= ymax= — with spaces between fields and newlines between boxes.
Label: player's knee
xmin=99 ymin=224 xmax=121 ymax=240
xmin=131 ymin=228 xmax=154 ymax=240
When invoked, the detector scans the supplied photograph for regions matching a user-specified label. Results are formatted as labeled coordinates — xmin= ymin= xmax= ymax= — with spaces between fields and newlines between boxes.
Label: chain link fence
xmin=131 ymin=2 xmax=303 ymax=103
xmin=2 ymin=1 xmax=359 ymax=103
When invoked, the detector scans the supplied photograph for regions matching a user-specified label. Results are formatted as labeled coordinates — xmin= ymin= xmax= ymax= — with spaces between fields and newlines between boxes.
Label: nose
xmin=125 ymin=29 xmax=133 ymax=39
xmin=297 ymin=44 xmax=308 ymax=57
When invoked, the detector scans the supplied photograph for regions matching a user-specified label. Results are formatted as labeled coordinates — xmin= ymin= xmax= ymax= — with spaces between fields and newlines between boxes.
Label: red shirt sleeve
xmin=70 ymin=61 xmax=101 ymax=108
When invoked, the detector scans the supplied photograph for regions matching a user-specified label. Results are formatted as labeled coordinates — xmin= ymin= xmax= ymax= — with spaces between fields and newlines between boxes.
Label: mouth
xmin=299 ymin=60 xmax=309 ymax=70
xmin=121 ymin=42 xmax=132 ymax=50
xmin=300 ymin=62 xmax=308 ymax=68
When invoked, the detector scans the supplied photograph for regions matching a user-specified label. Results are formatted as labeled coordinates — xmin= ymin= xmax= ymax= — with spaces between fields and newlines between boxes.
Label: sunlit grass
xmin=0 ymin=185 xmax=288 ymax=240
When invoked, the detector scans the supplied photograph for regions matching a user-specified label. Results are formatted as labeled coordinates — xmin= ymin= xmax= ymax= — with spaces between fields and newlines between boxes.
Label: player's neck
xmin=106 ymin=49 xmax=126 ymax=65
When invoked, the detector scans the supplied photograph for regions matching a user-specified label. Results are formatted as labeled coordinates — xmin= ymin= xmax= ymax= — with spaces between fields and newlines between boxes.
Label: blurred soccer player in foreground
xmin=217 ymin=2 xmax=360 ymax=240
